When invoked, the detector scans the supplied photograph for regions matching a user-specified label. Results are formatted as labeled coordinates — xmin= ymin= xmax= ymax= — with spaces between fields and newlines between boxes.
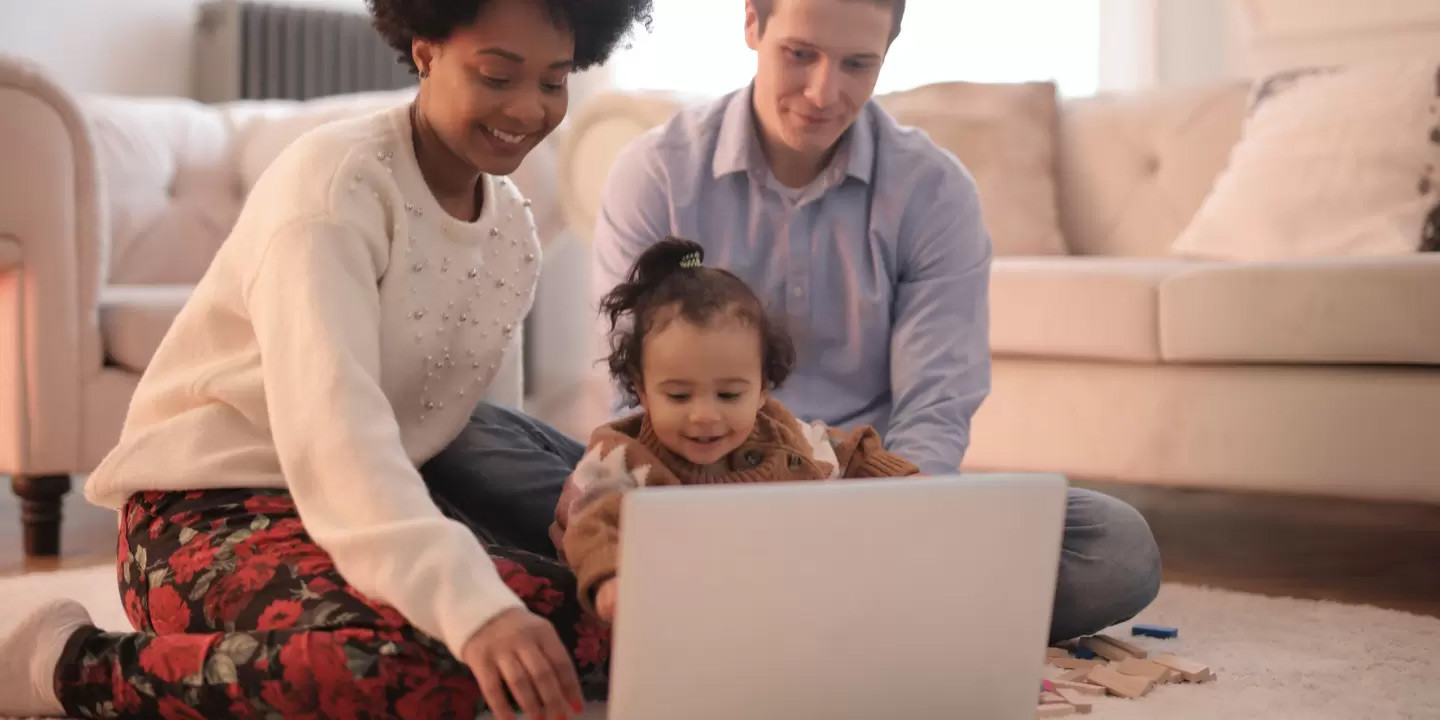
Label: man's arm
xmin=589 ymin=135 xmax=671 ymax=413
xmin=886 ymin=162 xmax=993 ymax=474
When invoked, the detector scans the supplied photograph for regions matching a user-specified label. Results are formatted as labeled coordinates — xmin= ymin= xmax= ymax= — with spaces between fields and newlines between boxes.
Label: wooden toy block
xmin=1048 ymin=647 xmax=1071 ymax=658
xmin=1151 ymin=653 xmax=1215 ymax=683
xmin=1053 ymin=690 xmax=1093 ymax=714
xmin=1057 ymin=669 xmax=1093 ymax=683
xmin=1093 ymin=633 xmax=1149 ymax=659
xmin=1086 ymin=664 xmax=1155 ymax=699
xmin=1041 ymin=691 xmax=1068 ymax=704
xmin=1073 ymin=645 xmax=1098 ymax=660
xmin=1113 ymin=657 xmax=1170 ymax=683
xmin=1161 ymin=669 xmax=1181 ymax=684
xmin=1077 ymin=636 xmax=1133 ymax=662
xmin=1037 ymin=702 xmax=1076 ymax=717
xmin=1049 ymin=657 xmax=1104 ymax=671
xmin=1131 ymin=623 xmax=1178 ymax=639
xmin=1051 ymin=679 xmax=1107 ymax=696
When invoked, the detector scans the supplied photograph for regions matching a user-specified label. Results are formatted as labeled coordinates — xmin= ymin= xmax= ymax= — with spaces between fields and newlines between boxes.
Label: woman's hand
xmin=462 ymin=607 xmax=585 ymax=720
xmin=595 ymin=579 xmax=618 ymax=624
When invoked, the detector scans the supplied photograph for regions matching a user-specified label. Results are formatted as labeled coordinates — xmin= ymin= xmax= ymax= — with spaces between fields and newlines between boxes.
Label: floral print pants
xmin=54 ymin=489 xmax=610 ymax=719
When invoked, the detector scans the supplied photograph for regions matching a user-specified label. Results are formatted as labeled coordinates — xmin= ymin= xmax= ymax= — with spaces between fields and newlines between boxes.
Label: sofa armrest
xmin=0 ymin=54 xmax=107 ymax=474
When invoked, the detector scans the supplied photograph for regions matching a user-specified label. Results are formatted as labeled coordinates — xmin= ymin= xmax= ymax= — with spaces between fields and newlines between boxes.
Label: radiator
xmin=193 ymin=0 xmax=416 ymax=102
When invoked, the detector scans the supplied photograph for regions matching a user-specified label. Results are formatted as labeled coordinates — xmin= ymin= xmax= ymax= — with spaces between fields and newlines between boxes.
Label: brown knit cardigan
xmin=549 ymin=397 xmax=919 ymax=612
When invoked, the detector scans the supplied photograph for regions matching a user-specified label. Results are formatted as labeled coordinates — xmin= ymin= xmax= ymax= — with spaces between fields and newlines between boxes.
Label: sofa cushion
xmin=100 ymin=285 xmax=192 ymax=373
xmin=84 ymin=97 xmax=243 ymax=286
xmin=84 ymin=89 xmax=563 ymax=288
xmin=1056 ymin=83 xmax=1248 ymax=257
xmin=1171 ymin=58 xmax=1440 ymax=260
xmin=1160 ymin=255 xmax=1440 ymax=365
xmin=877 ymin=81 xmax=1066 ymax=256
xmin=990 ymin=257 xmax=1203 ymax=362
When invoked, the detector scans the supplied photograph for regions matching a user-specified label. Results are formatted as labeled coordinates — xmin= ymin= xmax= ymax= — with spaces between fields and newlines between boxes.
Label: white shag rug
xmin=3 ymin=566 xmax=1438 ymax=719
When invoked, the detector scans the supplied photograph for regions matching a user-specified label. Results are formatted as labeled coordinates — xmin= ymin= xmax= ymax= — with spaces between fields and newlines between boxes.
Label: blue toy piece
xmin=1132 ymin=623 xmax=1179 ymax=639
xmin=1073 ymin=646 xmax=1098 ymax=660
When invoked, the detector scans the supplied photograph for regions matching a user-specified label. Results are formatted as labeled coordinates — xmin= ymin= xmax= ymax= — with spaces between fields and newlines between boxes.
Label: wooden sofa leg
xmin=10 ymin=474 xmax=72 ymax=558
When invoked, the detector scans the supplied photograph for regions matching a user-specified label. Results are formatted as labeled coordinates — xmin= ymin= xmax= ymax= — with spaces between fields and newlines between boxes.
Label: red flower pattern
xmin=58 ymin=488 xmax=607 ymax=718
xmin=138 ymin=633 xmax=212 ymax=683
xmin=243 ymin=493 xmax=295 ymax=516
xmin=259 ymin=679 xmax=319 ymax=718
xmin=113 ymin=675 xmax=143 ymax=712
xmin=157 ymin=697 xmax=207 ymax=720
xmin=206 ymin=558 xmax=279 ymax=623
xmin=307 ymin=576 xmax=339 ymax=595
xmin=574 ymin=618 xmax=611 ymax=670
xmin=149 ymin=585 xmax=192 ymax=634
xmin=396 ymin=674 xmax=480 ymax=718
xmin=167 ymin=539 xmax=216 ymax=583
xmin=257 ymin=598 xmax=304 ymax=629
xmin=122 ymin=588 xmax=145 ymax=630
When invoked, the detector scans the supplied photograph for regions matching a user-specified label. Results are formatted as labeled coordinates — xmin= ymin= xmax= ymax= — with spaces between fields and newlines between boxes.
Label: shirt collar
xmin=712 ymin=83 xmax=875 ymax=186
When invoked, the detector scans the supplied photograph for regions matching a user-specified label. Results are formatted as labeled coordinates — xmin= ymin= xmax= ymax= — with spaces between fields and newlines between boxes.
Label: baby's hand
xmin=596 ymin=579 xmax=618 ymax=624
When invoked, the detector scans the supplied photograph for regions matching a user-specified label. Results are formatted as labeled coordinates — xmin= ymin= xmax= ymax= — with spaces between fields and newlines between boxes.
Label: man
xmin=584 ymin=0 xmax=1162 ymax=642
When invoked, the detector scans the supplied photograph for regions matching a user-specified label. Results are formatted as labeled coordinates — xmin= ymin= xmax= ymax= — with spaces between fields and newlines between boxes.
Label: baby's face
xmin=636 ymin=315 xmax=767 ymax=467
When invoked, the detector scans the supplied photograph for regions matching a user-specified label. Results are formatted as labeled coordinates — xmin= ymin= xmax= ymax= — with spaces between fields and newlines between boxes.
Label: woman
xmin=0 ymin=0 xmax=652 ymax=718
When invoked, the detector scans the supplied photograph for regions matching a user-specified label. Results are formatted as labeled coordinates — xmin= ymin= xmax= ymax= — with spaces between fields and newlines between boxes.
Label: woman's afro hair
xmin=367 ymin=0 xmax=654 ymax=73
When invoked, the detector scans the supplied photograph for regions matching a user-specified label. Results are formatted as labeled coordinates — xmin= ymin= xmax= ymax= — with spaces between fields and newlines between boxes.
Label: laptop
xmin=603 ymin=473 xmax=1068 ymax=720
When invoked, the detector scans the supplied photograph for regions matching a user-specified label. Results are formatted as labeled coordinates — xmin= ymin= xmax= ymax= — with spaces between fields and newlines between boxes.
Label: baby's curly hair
xmin=367 ymin=0 xmax=653 ymax=73
xmin=600 ymin=237 xmax=796 ymax=408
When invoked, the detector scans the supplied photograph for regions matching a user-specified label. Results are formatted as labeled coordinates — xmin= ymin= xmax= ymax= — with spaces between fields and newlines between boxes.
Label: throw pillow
xmin=1171 ymin=57 xmax=1440 ymax=260
xmin=877 ymin=81 xmax=1067 ymax=256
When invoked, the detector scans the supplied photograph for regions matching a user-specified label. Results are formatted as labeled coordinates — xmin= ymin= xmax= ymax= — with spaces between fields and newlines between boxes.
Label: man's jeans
xmin=423 ymin=403 xmax=1164 ymax=643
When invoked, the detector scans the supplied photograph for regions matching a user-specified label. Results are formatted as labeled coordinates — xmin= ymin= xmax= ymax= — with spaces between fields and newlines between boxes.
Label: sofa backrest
xmin=557 ymin=81 xmax=1252 ymax=258
xmin=82 ymin=90 xmax=404 ymax=285
xmin=83 ymin=89 xmax=561 ymax=286
xmin=1055 ymin=81 xmax=1248 ymax=257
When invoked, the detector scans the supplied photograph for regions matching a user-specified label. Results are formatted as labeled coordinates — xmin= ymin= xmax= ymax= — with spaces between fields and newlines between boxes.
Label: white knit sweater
xmin=85 ymin=104 xmax=541 ymax=658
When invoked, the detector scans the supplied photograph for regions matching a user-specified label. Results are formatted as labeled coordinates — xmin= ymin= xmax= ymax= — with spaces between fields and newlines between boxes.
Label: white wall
xmin=1098 ymin=0 xmax=1238 ymax=92
xmin=1130 ymin=0 xmax=1440 ymax=91
xmin=0 ymin=0 xmax=363 ymax=97
xmin=1156 ymin=2 xmax=1237 ymax=86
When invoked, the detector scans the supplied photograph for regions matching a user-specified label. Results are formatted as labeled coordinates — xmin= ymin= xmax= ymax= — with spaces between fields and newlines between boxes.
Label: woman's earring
xmin=418 ymin=67 xmax=429 ymax=80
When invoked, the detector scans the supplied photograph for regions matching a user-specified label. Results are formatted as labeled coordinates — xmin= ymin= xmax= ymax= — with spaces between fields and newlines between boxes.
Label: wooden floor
xmin=0 ymin=479 xmax=117 ymax=577
xmin=5 ymin=475 xmax=1439 ymax=618
xmin=1078 ymin=480 xmax=1440 ymax=617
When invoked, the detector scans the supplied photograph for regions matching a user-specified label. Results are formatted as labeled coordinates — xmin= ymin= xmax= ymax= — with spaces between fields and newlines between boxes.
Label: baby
xmin=550 ymin=237 xmax=919 ymax=622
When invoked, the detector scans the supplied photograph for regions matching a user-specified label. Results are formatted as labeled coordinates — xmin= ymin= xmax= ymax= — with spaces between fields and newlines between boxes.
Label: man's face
xmin=746 ymin=0 xmax=891 ymax=160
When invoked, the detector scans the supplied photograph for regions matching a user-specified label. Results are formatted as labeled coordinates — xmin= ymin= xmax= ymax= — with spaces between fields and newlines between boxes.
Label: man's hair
xmin=752 ymin=0 xmax=904 ymax=44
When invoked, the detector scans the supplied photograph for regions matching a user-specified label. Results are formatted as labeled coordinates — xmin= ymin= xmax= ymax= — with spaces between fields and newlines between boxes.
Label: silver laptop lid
xmin=606 ymin=473 xmax=1067 ymax=720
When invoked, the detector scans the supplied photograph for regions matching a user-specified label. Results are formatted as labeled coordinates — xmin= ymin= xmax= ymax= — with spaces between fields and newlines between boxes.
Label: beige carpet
xmin=3 ymin=566 xmax=1438 ymax=719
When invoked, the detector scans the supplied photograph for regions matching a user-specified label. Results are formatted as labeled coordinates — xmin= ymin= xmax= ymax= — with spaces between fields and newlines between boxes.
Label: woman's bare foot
xmin=0 ymin=599 xmax=91 ymax=716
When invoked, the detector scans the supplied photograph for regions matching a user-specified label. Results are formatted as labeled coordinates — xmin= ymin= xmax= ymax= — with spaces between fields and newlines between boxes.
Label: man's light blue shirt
xmin=590 ymin=85 xmax=993 ymax=474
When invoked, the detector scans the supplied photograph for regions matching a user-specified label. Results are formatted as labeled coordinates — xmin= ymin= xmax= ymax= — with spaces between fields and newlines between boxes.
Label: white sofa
xmin=555 ymin=83 xmax=1440 ymax=505
xmin=0 ymin=54 xmax=549 ymax=557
